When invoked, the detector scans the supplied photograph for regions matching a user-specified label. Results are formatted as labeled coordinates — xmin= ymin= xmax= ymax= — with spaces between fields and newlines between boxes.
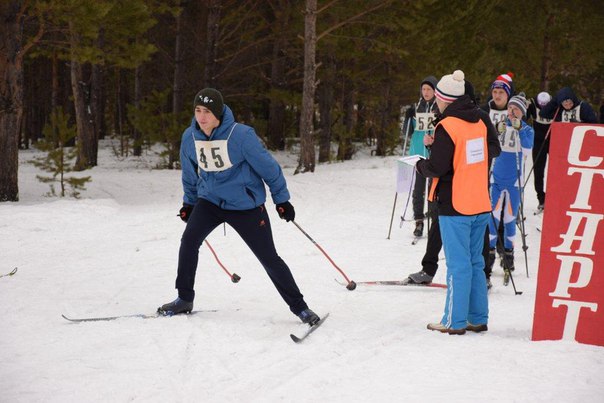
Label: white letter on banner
xmin=549 ymin=256 xmax=593 ymax=298
xmin=550 ymin=212 xmax=604 ymax=255
xmin=568 ymin=126 xmax=604 ymax=167
xmin=568 ymin=168 xmax=604 ymax=210
xmin=552 ymin=299 xmax=598 ymax=341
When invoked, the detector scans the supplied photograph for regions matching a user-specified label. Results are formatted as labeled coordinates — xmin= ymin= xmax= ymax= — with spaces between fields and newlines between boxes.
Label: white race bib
xmin=194 ymin=139 xmax=233 ymax=172
xmin=193 ymin=124 xmax=238 ymax=172
xmin=415 ymin=112 xmax=435 ymax=132
xmin=534 ymin=106 xmax=552 ymax=124
xmin=561 ymin=105 xmax=581 ymax=122
xmin=489 ymin=109 xmax=508 ymax=126
xmin=499 ymin=126 xmax=519 ymax=153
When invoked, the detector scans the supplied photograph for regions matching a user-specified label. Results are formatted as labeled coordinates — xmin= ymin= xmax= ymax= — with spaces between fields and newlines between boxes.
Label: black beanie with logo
xmin=193 ymin=88 xmax=224 ymax=119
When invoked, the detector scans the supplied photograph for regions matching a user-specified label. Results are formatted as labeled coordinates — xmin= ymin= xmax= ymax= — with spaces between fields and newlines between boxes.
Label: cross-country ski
xmin=290 ymin=313 xmax=329 ymax=343
xmin=0 ymin=267 xmax=18 ymax=278
xmin=61 ymin=309 xmax=220 ymax=323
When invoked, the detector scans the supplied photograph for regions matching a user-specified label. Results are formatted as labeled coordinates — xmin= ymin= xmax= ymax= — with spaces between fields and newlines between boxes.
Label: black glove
xmin=178 ymin=204 xmax=194 ymax=223
xmin=276 ymin=201 xmax=295 ymax=222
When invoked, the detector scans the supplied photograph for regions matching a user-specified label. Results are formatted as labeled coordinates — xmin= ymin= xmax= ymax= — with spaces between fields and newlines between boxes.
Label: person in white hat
xmin=416 ymin=70 xmax=496 ymax=335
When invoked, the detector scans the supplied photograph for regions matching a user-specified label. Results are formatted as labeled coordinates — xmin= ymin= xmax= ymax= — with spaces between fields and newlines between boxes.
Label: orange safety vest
xmin=428 ymin=117 xmax=491 ymax=215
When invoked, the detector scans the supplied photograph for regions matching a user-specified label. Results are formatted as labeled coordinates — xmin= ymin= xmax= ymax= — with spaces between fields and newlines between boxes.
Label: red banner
xmin=532 ymin=123 xmax=604 ymax=346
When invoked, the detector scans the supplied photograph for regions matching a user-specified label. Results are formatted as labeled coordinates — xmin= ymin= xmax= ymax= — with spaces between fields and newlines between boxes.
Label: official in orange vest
xmin=416 ymin=70 xmax=495 ymax=335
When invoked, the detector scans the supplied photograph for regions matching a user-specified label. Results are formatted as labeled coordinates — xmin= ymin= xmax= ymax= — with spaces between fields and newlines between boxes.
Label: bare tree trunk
xmin=204 ymin=0 xmax=221 ymax=86
xmin=114 ymin=68 xmax=128 ymax=157
xmin=540 ymin=12 xmax=555 ymax=92
xmin=69 ymin=23 xmax=96 ymax=170
xmin=266 ymin=5 xmax=291 ymax=150
xmin=375 ymin=64 xmax=391 ymax=156
xmin=337 ymin=76 xmax=355 ymax=161
xmin=91 ymin=28 xmax=105 ymax=146
xmin=170 ymin=7 xmax=185 ymax=168
xmin=296 ymin=0 xmax=317 ymax=174
xmin=318 ymin=52 xmax=335 ymax=163
xmin=132 ymin=64 xmax=143 ymax=156
xmin=0 ymin=1 xmax=24 ymax=201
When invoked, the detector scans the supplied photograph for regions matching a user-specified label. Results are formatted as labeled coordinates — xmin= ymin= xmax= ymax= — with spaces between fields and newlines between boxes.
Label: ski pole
xmin=514 ymin=129 xmax=531 ymax=278
xmin=489 ymin=211 xmax=523 ymax=296
xmin=205 ymin=240 xmax=241 ymax=283
xmin=507 ymin=266 xmax=523 ymax=295
xmin=387 ymin=192 xmax=398 ymax=239
xmin=291 ymin=220 xmax=357 ymax=290
xmin=398 ymin=168 xmax=415 ymax=228
xmin=521 ymin=106 xmax=560 ymax=193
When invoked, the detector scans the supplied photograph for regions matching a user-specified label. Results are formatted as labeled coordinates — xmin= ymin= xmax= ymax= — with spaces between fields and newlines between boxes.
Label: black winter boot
xmin=158 ymin=297 xmax=193 ymax=316
xmin=298 ymin=309 xmax=320 ymax=326
xmin=487 ymin=248 xmax=496 ymax=272
xmin=413 ymin=220 xmax=424 ymax=237
xmin=503 ymin=249 xmax=515 ymax=272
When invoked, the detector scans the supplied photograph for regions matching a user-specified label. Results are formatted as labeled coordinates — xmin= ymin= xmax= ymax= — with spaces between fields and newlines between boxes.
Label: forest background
xmin=1 ymin=0 xmax=603 ymax=202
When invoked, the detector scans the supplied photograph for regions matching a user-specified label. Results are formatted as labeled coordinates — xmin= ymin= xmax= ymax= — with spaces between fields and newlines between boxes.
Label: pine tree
xmin=31 ymin=108 xmax=91 ymax=198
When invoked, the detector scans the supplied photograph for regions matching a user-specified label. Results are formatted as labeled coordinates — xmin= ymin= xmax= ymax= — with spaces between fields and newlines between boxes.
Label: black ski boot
xmin=413 ymin=220 xmax=424 ymax=237
xmin=158 ymin=297 xmax=193 ymax=316
xmin=503 ymin=248 xmax=515 ymax=272
xmin=405 ymin=270 xmax=434 ymax=285
xmin=298 ymin=308 xmax=320 ymax=326
xmin=487 ymin=248 xmax=496 ymax=272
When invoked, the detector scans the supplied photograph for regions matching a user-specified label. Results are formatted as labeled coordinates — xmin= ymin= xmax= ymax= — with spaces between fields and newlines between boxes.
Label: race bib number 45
xmin=194 ymin=139 xmax=233 ymax=172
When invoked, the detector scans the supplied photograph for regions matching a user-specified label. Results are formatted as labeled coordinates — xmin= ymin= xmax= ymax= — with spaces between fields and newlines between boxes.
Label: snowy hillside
xmin=1 ymin=140 xmax=602 ymax=402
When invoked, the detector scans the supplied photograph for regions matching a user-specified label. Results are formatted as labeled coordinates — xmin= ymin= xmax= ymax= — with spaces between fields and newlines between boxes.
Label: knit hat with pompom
xmin=536 ymin=91 xmax=551 ymax=108
xmin=435 ymin=70 xmax=465 ymax=103
xmin=508 ymin=93 xmax=528 ymax=117
xmin=491 ymin=72 xmax=514 ymax=97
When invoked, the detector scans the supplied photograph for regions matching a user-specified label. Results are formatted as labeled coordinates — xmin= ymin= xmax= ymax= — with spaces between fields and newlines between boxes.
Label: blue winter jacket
xmin=491 ymin=119 xmax=534 ymax=186
xmin=180 ymin=105 xmax=290 ymax=210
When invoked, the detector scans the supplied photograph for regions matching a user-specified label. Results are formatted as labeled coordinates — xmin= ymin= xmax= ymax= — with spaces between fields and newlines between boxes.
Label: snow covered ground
xmin=1 ymin=140 xmax=602 ymax=402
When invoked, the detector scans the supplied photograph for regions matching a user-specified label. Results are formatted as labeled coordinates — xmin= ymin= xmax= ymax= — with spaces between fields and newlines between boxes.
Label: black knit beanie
xmin=193 ymin=88 xmax=224 ymax=119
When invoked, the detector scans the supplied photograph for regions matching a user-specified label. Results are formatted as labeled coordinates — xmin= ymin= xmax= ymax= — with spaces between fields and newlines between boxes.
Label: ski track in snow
xmin=1 ymin=141 xmax=602 ymax=402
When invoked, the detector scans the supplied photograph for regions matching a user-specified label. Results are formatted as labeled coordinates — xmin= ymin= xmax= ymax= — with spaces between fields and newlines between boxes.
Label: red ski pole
xmin=205 ymin=240 xmax=241 ymax=283
xmin=291 ymin=220 xmax=356 ymax=290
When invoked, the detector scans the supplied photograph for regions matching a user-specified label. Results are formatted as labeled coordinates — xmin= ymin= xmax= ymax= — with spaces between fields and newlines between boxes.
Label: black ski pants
xmin=532 ymin=126 xmax=550 ymax=205
xmin=175 ymin=199 xmax=308 ymax=315
xmin=412 ymin=172 xmax=427 ymax=220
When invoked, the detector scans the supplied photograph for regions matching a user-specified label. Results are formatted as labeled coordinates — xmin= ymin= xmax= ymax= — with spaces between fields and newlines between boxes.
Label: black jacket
xmin=540 ymin=87 xmax=598 ymax=123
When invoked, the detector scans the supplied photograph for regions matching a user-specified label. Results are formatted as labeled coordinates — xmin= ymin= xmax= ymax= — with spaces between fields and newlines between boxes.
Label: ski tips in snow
xmin=336 ymin=278 xmax=447 ymax=289
xmin=0 ymin=267 xmax=18 ymax=278
xmin=290 ymin=313 xmax=329 ymax=343
xmin=61 ymin=309 xmax=223 ymax=323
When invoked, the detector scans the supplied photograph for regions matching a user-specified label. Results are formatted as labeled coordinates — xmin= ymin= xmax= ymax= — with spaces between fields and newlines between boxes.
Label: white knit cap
xmin=536 ymin=91 xmax=551 ymax=107
xmin=435 ymin=70 xmax=465 ymax=103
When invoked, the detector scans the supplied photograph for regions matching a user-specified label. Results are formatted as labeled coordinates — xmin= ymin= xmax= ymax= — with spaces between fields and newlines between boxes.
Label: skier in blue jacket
xmin=159 ymin=88 xmax=319 ymax=326
xmin=487 ymin=94 xmax=534 ymax=273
